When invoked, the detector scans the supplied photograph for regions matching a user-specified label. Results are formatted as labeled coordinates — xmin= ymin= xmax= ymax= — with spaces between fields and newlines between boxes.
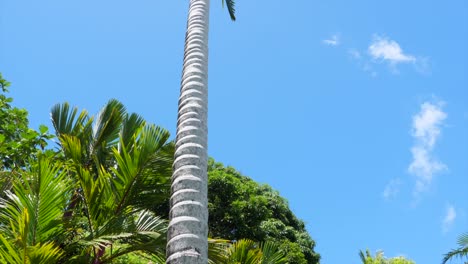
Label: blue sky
xmin=1 ymin=0 xmax=467 ymax=263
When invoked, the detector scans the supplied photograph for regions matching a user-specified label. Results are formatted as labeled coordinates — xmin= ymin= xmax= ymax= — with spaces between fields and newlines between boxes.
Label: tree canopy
xmin=207 ymin=159 xmax=320 ymax=264
xmin=0 ymin=73 xmax=52 ymax=170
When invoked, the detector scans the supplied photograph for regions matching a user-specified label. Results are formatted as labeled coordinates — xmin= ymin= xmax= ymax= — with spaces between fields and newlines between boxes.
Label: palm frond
xmin=458 ymin=233 xmax=468 ymax=247
xmin=90 ymin=99 xmax=126 ymax=158
xmin=0 ymin=156 xmax=70 ymax=245
xmin=208 ymin=238 xmax=230 ymax=264
xmin=226 ymin=239 xmax=263 ymax=264
xmin=111 ymin=124 xmax=172 ymax=213
xmin=442 ymin=232 xmax=468 ymax=264
xmin=28 ymin=241 xmax=64 ymax=264
xmin=0 ymin=234 xmax=23 ymax=263
xmin=119 ymin=112 xmax=146 ymax=153
xmin=223 ymin=0 xmax=236 ymax=21
xmin=0 ymin=209 xmax=64 ymax=264
xmin=260 ymin=241 xmax=287 ymax=264
xmin=51 ymin=102 xmax=91 ymax=138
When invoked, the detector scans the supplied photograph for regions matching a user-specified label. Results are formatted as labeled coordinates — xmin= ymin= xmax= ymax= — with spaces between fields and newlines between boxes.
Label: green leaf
xmin=39 ymin=125 xmax=48 ymax=134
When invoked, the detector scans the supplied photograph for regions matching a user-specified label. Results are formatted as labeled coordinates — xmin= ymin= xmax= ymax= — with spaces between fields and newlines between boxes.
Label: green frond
xmin=91 ymin=99 xmax=126 ymax=155
xmin=28 ymin=242 xmax=64 ymax=264
xmin=120 ymin=112 xmax=146 ymax=152
xmin=58 ymin=134 xmax=83 ymax=165
xmin=227 ymin=239 xmax=263 ymax=264
xmin=442 ymin=232 xmax=468 ymax=264
xmin=223 ymin=0 xmax=236 ymax=21
xmin=208 ymin=238 xmax=230 ymax=264
xmin=458 ymin=233 xmax=468 ymax=246
xmin=51 ymin=102 xmax=91 ymax=138
xmin=259 ymin=241 xmax=287 ymax=264
xmin=0 ymin=156 xmax=70 ymax=246
xmin=0 ymin=205 xmax=63 ymax=264
xmin=135 ymin=210 xmax=167 ymax=233
xmin=0 ymin=234 xmax=23 ymax=263
xmin=111 ymin=124 xmax=172 ymax=213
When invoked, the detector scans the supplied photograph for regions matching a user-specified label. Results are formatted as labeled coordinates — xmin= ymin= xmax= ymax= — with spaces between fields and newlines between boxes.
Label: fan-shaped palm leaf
xmin=51 ymin=102 xmax=91 ymax=138
xmin=442 ymin=232 xmax=468 ymax=264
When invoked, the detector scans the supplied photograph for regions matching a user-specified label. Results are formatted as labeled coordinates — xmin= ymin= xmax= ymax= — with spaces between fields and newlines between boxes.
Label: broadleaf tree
xmin=206 ymin=159 xmax=320 ymax=264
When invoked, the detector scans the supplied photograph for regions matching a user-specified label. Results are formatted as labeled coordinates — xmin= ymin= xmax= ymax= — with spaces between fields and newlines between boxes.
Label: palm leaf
xmin=0 ymin=234 xmax=23 ymax=263
xmin=51 ymin=102 xmax=91 ymax=138
xmin=227 ymin=239 xmax=263 ymax=264
xmin=223 ymin=0 xmax=236 ymax=21
xmin=0 ymin=156 xmax=70 ymax=245
xmin=0 ymin=207 xmax=64 ymax=264
xmin=90 ymin=99 xmax=126 ymax=160
xmin=208 ymin=238 xmax=230 ymax=264
xmin=260 ymin=241 xmax=287 ymax=264
xmin=111 ymin=124 xmax=172 ymax=213
xmin=119 ymin=112 xmax=146 ymax=153
xmin=442 ymin=232 xmax=468 ymax=264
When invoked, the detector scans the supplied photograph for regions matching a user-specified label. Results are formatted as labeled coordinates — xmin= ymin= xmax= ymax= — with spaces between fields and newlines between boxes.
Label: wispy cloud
xmin=348 ymin=49 xmax=361 ymax=59
xmin=323 ymin=34 xmax=340 ymax=46
xmin=408 ymin=101 xmax=447 ymax=197
xmin=382 ymin=178 xmax=402 ymax=200
xmin=348 ymin=49 xmax=377 ymax=77
xmin=368 ymin=35 xmax=416 ymax=64
xmin=331 ymin=33 xmax=428 ymax=75
xmin=442 ymin=204 xmax=456 ymax=233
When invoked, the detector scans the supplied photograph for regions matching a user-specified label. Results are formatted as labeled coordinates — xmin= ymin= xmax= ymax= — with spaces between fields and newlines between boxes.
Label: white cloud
xmin=442 ymin=204 xmax=456 ymax=233
xmin=323 ymin=34 xmax=340 ymax=46
xmin=382 ymin=178 xmax=402 ymax=200
xmin=368 ymin=36 xmax=416 ymax=64
xmin=408 ymin=101 xmax=447 ymax=196
xmin=412 ymin=102 xmax=447 ymax=147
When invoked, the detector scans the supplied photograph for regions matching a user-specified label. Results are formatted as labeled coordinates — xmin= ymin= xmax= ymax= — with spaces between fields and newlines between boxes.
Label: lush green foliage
xmin=206 ymin=159 xmax=320 ymax=264
xmin=442 ymin=232 xmax=468 ymax=264
xmin=359 ymin=249 xmax=415 ymax=264
xmin=0 ymin=96 xmax=173 ymax=263
xmin=0 ymin=73 xmax=52 ymax=170
xmin=219 ymin=239 xmax=287 ymax=264
xmin=0 ymin=74 xmax=322 ymax=263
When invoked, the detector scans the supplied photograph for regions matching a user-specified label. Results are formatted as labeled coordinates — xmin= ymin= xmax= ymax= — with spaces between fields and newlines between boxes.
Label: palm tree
xmin=442 ymin=232 xmax=468 ymax=264
xmin=50 ymin=100 xmax=174 ymax=263
xmin=167 ymin=0 xmax=235 ymax=263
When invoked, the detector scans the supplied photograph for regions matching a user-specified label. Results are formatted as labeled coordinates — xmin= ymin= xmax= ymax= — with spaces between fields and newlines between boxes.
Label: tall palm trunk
xmin=167 ymin=0 xmax=210 ymax=263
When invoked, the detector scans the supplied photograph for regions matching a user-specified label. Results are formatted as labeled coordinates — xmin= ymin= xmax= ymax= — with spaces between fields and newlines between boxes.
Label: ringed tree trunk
xmin=167 ymin=0 xmax=210 ymax=263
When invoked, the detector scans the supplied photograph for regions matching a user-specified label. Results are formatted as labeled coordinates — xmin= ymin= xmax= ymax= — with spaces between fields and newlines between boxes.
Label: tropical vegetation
xmin=359 ymin=249 xmax=415 ymax=264
xmin=1 ymin=97 xmax=173 ymax=263
xmin=0 ymin=77 xmax=316 ymax=263
xmin=4 ymin=71 xmax=464 ymax=264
